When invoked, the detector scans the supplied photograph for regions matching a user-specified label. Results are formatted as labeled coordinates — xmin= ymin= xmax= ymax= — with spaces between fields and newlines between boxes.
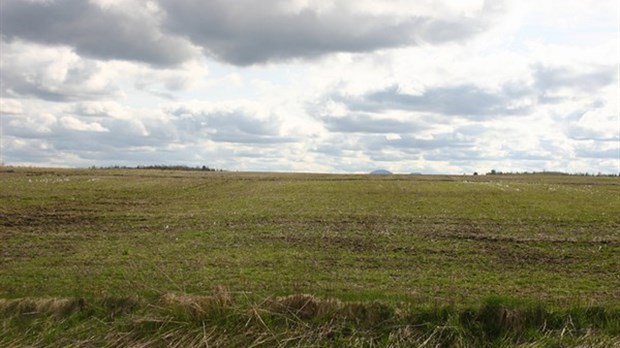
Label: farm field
xmin=1 ymin=167 xmax=619 ymax=346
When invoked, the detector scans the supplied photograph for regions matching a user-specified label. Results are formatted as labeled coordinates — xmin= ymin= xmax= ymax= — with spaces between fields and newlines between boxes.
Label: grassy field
xmin=1 ymin=167 xmax=619 ymax=346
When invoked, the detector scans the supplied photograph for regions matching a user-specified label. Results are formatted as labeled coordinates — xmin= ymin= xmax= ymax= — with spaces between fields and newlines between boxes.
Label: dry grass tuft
xmin=267 ymin=294 xmax=341 ymax=319
xmin=266 ymin=294 xmax=393 ymax=328
xmin=159 ymin=286 xmax=233 ymax=319
xmin=0 ymin=297 xmax=85 ymax=318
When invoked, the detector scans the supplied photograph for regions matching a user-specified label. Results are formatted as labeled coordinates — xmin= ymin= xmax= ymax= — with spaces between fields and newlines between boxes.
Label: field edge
xmin=2 ymin=291 xmax=619 ymax=347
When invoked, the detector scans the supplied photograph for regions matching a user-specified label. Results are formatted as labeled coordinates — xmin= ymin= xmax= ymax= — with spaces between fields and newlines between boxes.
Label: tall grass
xmin=1 ymin=292 xmax=619 ymax=347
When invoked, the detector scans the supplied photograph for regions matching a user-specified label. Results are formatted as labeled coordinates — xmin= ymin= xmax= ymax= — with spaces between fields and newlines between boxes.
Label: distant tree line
xmin=90 ymin=165 xmax=224 ymax=172
xmin=485 ymin=169 xmax=618 ymax=177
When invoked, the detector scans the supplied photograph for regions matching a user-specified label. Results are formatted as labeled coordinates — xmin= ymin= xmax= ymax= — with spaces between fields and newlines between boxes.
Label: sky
xmin=1 ymin=0 xmax=619 ymax=174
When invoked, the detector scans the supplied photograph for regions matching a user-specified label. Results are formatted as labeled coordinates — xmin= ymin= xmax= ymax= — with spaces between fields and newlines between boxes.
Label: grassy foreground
xmin=2 ymin=292 xmax=619 ymax=347
xmin=1 ymin=167 xmax=619 ymax=346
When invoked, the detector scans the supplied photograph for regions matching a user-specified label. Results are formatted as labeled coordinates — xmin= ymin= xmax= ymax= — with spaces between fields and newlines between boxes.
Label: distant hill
xmin=370 ymin=169 xmax=392 ymax=175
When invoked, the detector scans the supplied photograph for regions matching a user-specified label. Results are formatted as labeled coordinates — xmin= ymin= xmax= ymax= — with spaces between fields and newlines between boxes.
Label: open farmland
xmin=1 ymin=167 xmax=619 ymax=346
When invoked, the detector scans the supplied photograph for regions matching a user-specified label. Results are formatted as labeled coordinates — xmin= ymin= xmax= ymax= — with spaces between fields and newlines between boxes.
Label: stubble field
xmin=1 ymin=167 xmax=619 ymax=346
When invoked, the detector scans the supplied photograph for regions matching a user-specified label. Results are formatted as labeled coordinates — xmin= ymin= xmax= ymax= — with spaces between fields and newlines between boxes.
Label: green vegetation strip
xmin=2 ymin=292 xmax=619 ymax=347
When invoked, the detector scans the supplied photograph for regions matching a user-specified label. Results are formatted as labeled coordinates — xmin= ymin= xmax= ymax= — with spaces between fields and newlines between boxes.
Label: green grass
xmin=1 ymin=293 xmax=619 ymax=347
xmin=1 ymin=167 xmax=619 ymax=346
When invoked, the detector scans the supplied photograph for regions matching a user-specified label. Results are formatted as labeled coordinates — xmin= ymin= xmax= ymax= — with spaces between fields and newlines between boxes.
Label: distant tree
xmin=473 ymin=172 xmax=478 ymax=176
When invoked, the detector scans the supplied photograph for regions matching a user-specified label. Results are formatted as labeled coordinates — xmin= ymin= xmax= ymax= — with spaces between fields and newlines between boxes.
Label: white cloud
xmin=59 ymin=116 xmax=108 ymax=132
xmin=0 ymin=99 xmax=24 ymax=114
xmin=0 ymin=40 xmax=123 ymax=101
xmin=7 ymin=112 xmax=57 ymax=135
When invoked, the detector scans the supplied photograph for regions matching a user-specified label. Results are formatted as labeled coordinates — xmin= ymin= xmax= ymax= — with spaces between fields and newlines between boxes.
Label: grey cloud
xmin=345 ymin=133 xmax=552 ymax=168
xmin=4 ymin=119 xmax=52 ymax=140
xmin=454 ymin=124 xmax=488 ymax=137
xmin=504 ymin=150 xmax=550 ymax=161
xmin=72 ymin=103 xmax=117 ymax=118
xmin=415 ymin=18 xmax=484 ymax=44
xmin=0 ymin=60 xmax=120 ymax=102
xmin=566 ymin=125 xmax=619 ymax=142
xmin=311 ymin=138 xmax=364 ymax=157
xmin=5 ymin=106 xmax=295 ymax=161
xmin=331 ymin=63 xmax=616 ymax=120
xmin=366 ymin=150 xmax=411 ymax=163
xmin=159 ymin=0 xmax=487 ymax=65
xmin=323 ymin=114 xmax=425 ymax=133
xmin=532 ymin=65 xmax=616 ymax=104
xmin=97 ymin=119 xmax=175 ymax=148
xmin=5 ymin=137 xmax=200 ymax=167
xmin=0 ymin=99 xmax=24 ymax=115
xmin=4 ymin=113 xmax=172 ymax=151
xmin=340 ymin=84 xmax=530 ymax=118
xmin=382 ymin=134 xmax=474 ymax=151
xmin=312 ymin=144 xmax=344 ymax=157
xmin=0 ymin=0 xmax=493 ymax=67
xmin=356 ymin=134 xmax=474 ymax=155
xmin=3 ymin=109 xmax=215 ymax=167
xmin=170 ymin=108 xmax=295 ymax=144
xmin=68 ymin=149 xmax=182 ymax=165
xmin=69 ymin=104 xmax=177 ymax=146
xmin=534 ymin=64 xmax=616 ymax=93
xmin=0 ymin=0 xmax=198 ymax=66
xmin=423 ymin=148 xmax=490 ymax=162
xmin=575 ymin=147 xmax=619 ymax=159
xmin=2 ymin=136 xmax=57 ymax=164
xmin=311 ymin=133 xmax=484 ymax=168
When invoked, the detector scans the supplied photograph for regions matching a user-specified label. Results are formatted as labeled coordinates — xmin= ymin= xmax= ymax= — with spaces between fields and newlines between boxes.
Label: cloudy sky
xmin=1 ymin=0 xmax=618 ymax=174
